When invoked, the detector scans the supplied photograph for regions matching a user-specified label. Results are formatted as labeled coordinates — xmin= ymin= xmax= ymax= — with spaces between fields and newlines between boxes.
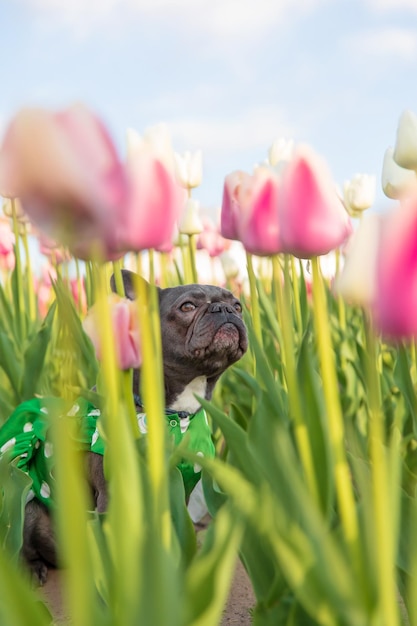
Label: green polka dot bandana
xmin=0 ymin=397 xmax=215 ymax=507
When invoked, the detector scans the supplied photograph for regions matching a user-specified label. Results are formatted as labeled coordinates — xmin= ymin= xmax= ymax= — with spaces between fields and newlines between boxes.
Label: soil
xmin=39 ymin=558 xmax=255 ymax=625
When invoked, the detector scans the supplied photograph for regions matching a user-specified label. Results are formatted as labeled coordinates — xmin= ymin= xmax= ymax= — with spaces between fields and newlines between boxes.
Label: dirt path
xmin=40 ymin=559 xmax=254 ymax=625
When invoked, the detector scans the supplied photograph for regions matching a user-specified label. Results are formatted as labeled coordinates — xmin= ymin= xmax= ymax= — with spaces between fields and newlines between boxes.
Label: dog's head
xmin=112 ymin=270 xmax=248 ymax=409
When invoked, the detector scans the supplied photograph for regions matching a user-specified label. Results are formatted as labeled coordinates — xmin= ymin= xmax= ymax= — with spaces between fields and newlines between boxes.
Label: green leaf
xmin=0 ymin=458 xmax=32 ymax=561
xmin=21 ymin=302 xmax=56 ymax=400
xmin=0 ymin=331 xmax=22 ymax=399
xmin=183 ymin=504 xmax=243 ymax=626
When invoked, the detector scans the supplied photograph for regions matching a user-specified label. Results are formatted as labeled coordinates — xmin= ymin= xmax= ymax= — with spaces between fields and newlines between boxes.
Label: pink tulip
xmin=221 ymin=168 xmax=282 ymax=256
xmin=221 ymin=170 xmax=252 ymax=241
xmin=117 ymin=126 xmax=185 ymax=253
xmin=0 ymin=219 xmax=15 ymax=256
xmin=238 ymin=168 xmax=282 ymax=256
xmin=279 ymin=146 xmax=352 ymax=258
xmin=83 ymin=294 xmax=142 ymax=370
xmin=374 ymin=199 xmax=417 ymax=339
xmin=197 ymin=217 xmax=231 ymax=258
xmin=0 ymin=104 xmax=130 ymax=260
xmin=37 ymin=232 xmax=71 ymax=265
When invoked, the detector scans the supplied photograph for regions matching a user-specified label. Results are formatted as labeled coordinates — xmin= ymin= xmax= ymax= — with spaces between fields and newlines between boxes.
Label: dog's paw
xmin=29 ymin=559 xmax=49 ymax=586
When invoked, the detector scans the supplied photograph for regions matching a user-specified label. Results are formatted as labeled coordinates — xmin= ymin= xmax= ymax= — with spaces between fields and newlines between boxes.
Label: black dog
xmin=17 ymin=270 xmax=248 ymax=583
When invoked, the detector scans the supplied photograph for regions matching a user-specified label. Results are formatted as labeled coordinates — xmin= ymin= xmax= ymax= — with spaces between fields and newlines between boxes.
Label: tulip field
xmin=1 ymin=103 xmax=417 ymax=626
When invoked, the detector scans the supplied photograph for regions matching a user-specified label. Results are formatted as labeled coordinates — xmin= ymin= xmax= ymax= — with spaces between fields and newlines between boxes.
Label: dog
xmin=1 ymin=269 xmax=248 ymax=584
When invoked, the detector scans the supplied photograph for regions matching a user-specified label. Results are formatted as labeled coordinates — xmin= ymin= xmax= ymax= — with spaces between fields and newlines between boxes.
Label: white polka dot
xmin=44 ymin=442 xmax=53 ymax=458
xmin=88 ymin=409 xmax=101 ymax=417
xmin=194 ymin=451 xmax=204 ymax=473
xmin=40 ymin=407 xmax=48 ymax=414
xmin=0 ymin=437 xmax=16 ymax=453
xmin=67 ymin=404 xmax=80 ymax=416
xmin=35 ymin=441 xmax=40 ymax=449
xmin=91 ymin=429 xmax=99 ymax=446
xmin=137 ymin=413 xmax=147 ymax=434
xmin=23 ymin=422 xmax=33 ymax=433
xmin=180 ymin=417 xmax=190 ymax=434
xmin=25 ymin=489 xmax=35 ymax=504
xmin=40 ymin=481 xmax=51 ymax=499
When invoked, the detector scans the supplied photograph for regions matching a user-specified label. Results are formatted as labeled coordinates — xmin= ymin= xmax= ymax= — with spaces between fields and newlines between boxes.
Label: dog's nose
xmin=209 ymin=302 xmax=234 ymax=314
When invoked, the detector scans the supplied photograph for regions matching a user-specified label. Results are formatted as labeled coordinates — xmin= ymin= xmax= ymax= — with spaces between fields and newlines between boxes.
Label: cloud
xmin=22 ymin=0 xmax=327 ymax=41
xmin=366 ymin=0 xmax=417 ymax=12
xmin=348 ymin=27 xmax=417 ymax=61
xmin=165 ymin=105 xmax=296 ymax=161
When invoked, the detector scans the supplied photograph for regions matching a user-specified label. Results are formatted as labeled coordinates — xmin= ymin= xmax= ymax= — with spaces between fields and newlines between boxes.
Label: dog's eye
xmin=234 ymin=302 xmax=242 ymax=313
xmin=180 ymin=302 xmax=196 ymax=312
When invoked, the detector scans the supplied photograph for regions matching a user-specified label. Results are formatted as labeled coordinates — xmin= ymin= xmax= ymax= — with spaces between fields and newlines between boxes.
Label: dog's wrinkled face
xmin=160 ymin=284 xmax=248 ymax=377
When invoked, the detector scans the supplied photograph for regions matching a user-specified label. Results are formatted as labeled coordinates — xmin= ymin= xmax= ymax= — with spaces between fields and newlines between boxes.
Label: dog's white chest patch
xmin=169 ymin=376 xmax=207 ymax=414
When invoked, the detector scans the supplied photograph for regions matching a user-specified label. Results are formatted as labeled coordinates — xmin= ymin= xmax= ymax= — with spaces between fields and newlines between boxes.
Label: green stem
xmin=274 ymin=255 xmax=320 ymax=505
xmin=112 ymin=259 xmax=125 ymax=297
xmin=364 ymin=316 xmax=400 ymax=626
xmin=21 ymin=225 xmax=36 ymax=323
xmin=311 ymin=257 xmax=361 ymax=567
xmin=11 ymin=200 xmax=25 ymax=337
xmin=135 ymin=252 xmax=171 ymax=549
xmin=122 ymin=368 xmax=140 ymax=438
xmin=188 ymin=234 xmax=198 ymax=283
xmin=290 ymin=255 xmax=302 ymax=335
xmin=74 ymin=258 xmax=83 ymax=315
xmin=246 ymin=252 xmax=263 ymax=349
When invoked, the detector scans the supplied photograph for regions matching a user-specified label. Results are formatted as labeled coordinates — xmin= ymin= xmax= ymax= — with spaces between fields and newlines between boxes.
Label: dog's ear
xmin=110 ymin=269 xmax=148 ymax=300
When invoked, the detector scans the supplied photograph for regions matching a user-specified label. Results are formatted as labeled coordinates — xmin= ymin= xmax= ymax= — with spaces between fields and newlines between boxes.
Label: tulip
xmin=197 ymin=217 xmax=230 ymax=258
xmin=220 ymin=250 xmax=240 ymax=280
xmin=343 ymin=174 xmax=376 ymax=217
xmin=220 ymin=170 xmax=252 ymax=241
xmin=0 ymin=104 xmax=130 ymax=261
xmin=279 ymin=145 xmax=352 ymax=258
xmin=393 ymin=109 xmax=417 ymax=170
xmin=174 ymin=150 xmax=203 ymax=189
xmin=37 ymin=232 xmax=71 ymax=265
xmin=178 ymin=198 xmax=204 ymax=235
xmin=83 ymin=294 xmax=142 ymax=370
xmin=267 ymin=137 xmax=295 ymax=171
xmin=237 ymin=167 xmax=282 ymax=256
xmin=334 ymin=213 xmax=381 ymax=308
xmin=221 ymin=167 xmax=283 ymax=256
xmin=119 ymin=125 xmax=184 ymax=252
xmin=381 ymin=147 xmax=417 ymax=200
xmin=0 ymin=218 xmax=15 ymax=257
xmin=374 ymin=199 xmax=417 ymax=339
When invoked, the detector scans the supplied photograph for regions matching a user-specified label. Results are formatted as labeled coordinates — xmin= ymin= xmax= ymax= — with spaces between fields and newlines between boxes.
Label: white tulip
xmin=178 ymin=198 xmax=204 ymax=235
xmin=268 ymin=137 xmax=295 ymax=168
xmin=343 ymin=174 xmax=376 ymax=217
xmin=126 ymin=124 xmax=175 ymax=172
xmin=334 ymin=213 xmax=381 ymax=308
xmin=174 ymin=150 xmax=203 ymax=189
xmin=381 ymin=147 xmax=417 ymax=199
xmin=393 ymin=109 xmax=417 ymax=170
xmin=220 ymin=251 xmax=239 ymax=280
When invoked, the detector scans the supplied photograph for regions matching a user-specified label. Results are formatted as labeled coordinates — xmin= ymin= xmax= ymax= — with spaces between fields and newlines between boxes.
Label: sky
xmin=1 ymin=0 xmax=417 ymax=219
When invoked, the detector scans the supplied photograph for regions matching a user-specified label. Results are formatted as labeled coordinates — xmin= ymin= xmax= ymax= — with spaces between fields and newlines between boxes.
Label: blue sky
xmin=1 ymin=0 xmax=417 ymax=216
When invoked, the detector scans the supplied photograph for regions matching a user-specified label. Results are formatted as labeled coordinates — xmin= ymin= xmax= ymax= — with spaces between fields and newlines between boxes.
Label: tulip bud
xmin=220 ymin=250 xmax=240 ymax=280
xmin=83 ymin=294 xmax=142 ymax=370
xmin=267 ymin=137 xmax=295 ymax=171
xmin=393 ymin=109 xmax=417 ymax=170
xmin=381 ymin=147 xmax=417 ymax=199
xmin=375 ymin=200 xmax=417 ymax=339
xmin=174 ymin=150 xmax=203 ymax=189
xmin=334 ymin=213 xmax=381 ymax=307
xmin=343 ymin=174 xmax=376 ymax=217
xmin=280 ymin=145 xmax=352 ymax=258
xmin=178 ymin=198 xmax=204 ymax=235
